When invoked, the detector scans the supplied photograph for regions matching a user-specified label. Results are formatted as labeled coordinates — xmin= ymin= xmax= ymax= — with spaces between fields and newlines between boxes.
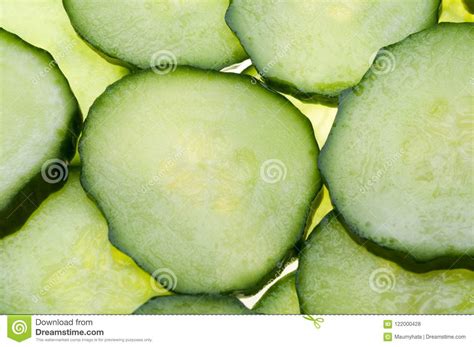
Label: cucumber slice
xmin=0 ymin=28 xmax=81 ymax=236
xmin=241 ymin=65 xmax=338 ymax=148
xmin=63 ymin=0 xmax=247 ymax=70
xmin=298 ymin=213 xmax=474 ymax=314
xmin=253 ymin=272 xmax=300 ymax=314
xmin=1 ymin=0 xmax=128 ymax=114
xmin=226 ymin=0 xmax=439 ymax=100
xmin=80 ymin=67 xmax=321 ymax=295
xmin=0 ymin=169 xmax=158 ymax=314
xmin=319 ymin=23 xmax=474 ymax=262
xmin=135 ymin=295 xmax=251 ymax=315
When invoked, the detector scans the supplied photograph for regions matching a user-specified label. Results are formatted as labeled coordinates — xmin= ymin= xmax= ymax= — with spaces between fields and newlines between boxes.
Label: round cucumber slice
xmin=253 ymin=272 xmax=300 ymax=314
xmin=298 ymin=213 xmax=474 ymax=314
xmin=80 ymin=67 xmax=321 ymax=295
xmin=0 ymin=170 xmax=158 ymax=314
xmin=135 ymin=295 xmax=251 ymax=315
xmin=226 ymin=0 xmax=439 ymax=100
xmin=63 ymin=0 xmax=247 ymax=70
xmin=0 ymin=28 xmax=81 ymax=236
xmin=319 ymin=23 xmax=474 ymax=261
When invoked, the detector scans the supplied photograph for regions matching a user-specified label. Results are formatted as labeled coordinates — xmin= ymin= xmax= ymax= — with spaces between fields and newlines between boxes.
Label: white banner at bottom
xmin=0 ymin=315 xmax=471 ymax=347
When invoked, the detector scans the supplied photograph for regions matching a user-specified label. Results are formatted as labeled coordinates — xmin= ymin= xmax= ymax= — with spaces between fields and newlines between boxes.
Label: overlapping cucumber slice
xmin=135 ymin=295 xmax=251 ymax=315
xmin=226 ymin=0 xmax=439 ymax=101
xmin=298 ymin=213 xmax=474 ymax=314
xmin=0 ymin=0 xmax=128 ymax=114
xmin=0 ymin=28 xmax=81 ymax=236
xmin=80 ymin=68 xmax=321 ymax=294
xmin=319 ymin=23 xmax=474 ymax=261
xmin=253 ymin=272 xmax=299 ymax=314
xmin=63 ymin=0 xmax=247 ymax=70
xmin=0 ymin=170 xmax=158 ymax=314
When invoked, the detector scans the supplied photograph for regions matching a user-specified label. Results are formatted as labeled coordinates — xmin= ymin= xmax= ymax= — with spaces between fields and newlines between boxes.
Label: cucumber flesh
xmin=135 ymin=295 xmax=251 ymax=315
xmin=298 ymin=213 xmax=474 ymax=314
xmin=242 ymin=65 xmax=339 ymax=146
xmin=0 ymin=0 xmax=128 ymax=113
xmin=226 ymin=0 xmax=439 ymax=98
xmin=253 ymin=272 xmax=300 ymax=314
xmin=0 ymin=170 xmax=158 ymax=314
xmin=80 ymin=68 xmax=321 ymax=295
xmin=319 ymin=23 xmax=474 ymax=261
xmin=0 ymin=28 xmax=81 ymax=236
xmin=63 ymin=0 xmax=247 ymax=70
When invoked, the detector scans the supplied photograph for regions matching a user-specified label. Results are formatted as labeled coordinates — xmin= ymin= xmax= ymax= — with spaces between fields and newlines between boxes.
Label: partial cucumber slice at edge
xmin=297 ymin=212 xmax=474 ymax=314
xmin=0 ymin=28 xmax=82 ymax=237
xmin=134 ymin=295 xmax=251 ymax=315
xmin=0 ymin=169 xmax=157 ymax=314
xmin=319 ymin=23 xmax=474 ymax=262
xmin=63 ymin=0 xmax=247 ymax=71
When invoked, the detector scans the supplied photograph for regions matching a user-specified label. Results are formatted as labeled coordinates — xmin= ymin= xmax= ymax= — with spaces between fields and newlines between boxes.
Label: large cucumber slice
xmin=253 ymin=272 xmax=300 ymax=314
xmin=135 ymin=295 xmax=250 ymax=315
xmin=319 ymin=23 xmax=474 ymax=262
xmin=298 ymin=213 xmax=474 ymax=314
xmin=0 ymin=170 xmax=159 ymax=314
xmin=0 ymin=28 xmax=81 ymax=236
xmin=80 ymin=68 xmax=321 ymax=295
xmin=63 ymin=0 xmax=247 ymax=70
xmin=226 ymin=0 xmax=439 ymax=101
